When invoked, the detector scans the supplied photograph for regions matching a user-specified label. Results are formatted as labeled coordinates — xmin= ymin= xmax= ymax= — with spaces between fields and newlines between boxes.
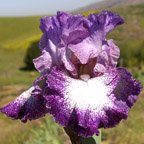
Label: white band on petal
xmin=65 ymin=76 xmax=113 ymax=112
xmin=16 ymin=86 xmax=34 ymax=102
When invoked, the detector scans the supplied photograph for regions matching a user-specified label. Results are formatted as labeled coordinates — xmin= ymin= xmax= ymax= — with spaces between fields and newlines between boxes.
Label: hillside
xmin=76 ymin=0 xmax=144 ymax=13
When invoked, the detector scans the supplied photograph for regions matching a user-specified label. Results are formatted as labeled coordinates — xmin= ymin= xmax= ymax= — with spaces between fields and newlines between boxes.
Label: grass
xmin=0 ymin=16 xmax=41 ymax=46
xmin=0 ymin=47 xmax=39 ymax=86
xmin=24 ymin=117 xmax=67 ymax=144
xmin=0 ymin=3 xmax=144 ymax=144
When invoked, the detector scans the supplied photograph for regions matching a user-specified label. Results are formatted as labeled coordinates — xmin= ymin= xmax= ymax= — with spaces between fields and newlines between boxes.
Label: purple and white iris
xmin=0 ymin=11 xmax=142 ymax=137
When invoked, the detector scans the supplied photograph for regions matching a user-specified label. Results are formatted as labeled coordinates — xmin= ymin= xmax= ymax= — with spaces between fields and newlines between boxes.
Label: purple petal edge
xmin=42 ymin=67 xmax=142 ymax=137
xmin=0 ymin=87 xmax=48 ymax=122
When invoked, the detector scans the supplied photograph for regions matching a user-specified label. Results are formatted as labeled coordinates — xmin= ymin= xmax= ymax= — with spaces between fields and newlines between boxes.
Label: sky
xmin=0 ymin=0 xmax=104 ymax=16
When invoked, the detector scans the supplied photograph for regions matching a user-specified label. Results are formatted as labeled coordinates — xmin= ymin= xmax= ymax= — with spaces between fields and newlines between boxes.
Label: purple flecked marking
xmin=0 ymin=88 xmax=48 ymax=122
xmin=42 ymin=67 xmax=142 ymax=137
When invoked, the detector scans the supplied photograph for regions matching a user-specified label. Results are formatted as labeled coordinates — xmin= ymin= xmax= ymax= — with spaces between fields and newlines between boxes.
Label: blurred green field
xmin=0 ymin=4 xmax=144 ymax=144
xmin=0 ymin=16 xmax=41 ymax=45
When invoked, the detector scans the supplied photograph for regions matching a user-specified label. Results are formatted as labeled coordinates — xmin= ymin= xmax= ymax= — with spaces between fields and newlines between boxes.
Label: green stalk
xmin=93 ymin=129 xmax=101 ymax=144
xmin=64 ymin=128 xmax=101 ymax=144
xmin=81 ymin=129 xmax=101 ymax=144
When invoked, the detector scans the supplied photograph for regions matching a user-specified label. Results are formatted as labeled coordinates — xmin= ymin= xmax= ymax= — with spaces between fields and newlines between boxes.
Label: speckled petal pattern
xmin=0 ymin=87 xmax=48 ymax=122
xmin=44 ymin=67 xmax=142 ymax=137
xmin=88 ymin=11 xmax=124 ymax=36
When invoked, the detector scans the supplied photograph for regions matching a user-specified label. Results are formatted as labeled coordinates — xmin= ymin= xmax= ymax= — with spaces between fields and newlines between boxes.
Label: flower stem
xmin=92 ymin=129 xmax=102 ymax=144
xmin=81 ymin=130 xmax=101 ymax=144
xmin=64 ymin=128 xmax=101 ymax=144
xmin=64 ymin=128 xmax=82 ymax=144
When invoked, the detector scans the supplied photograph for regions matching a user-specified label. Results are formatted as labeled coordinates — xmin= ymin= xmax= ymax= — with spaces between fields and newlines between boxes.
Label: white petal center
xmin=65 ymin=76 xmax=113 ymax=112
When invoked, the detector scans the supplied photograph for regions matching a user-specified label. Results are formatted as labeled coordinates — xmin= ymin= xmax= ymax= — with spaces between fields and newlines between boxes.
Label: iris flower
xmin=0 ymin=11 xmax=142 ymax=138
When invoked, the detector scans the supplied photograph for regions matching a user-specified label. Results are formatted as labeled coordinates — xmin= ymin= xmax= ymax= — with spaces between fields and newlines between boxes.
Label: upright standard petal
xmin=38 ymin=11 xmax=123 ymax=74
xmin=68 ymin=34 xmax=102 ymax=64
xmin=94 ymin=39 xmax=120 ymax=74
xmin=88 ymin=11 xmax=124 ymax=36
xmin=0 ymin=87 xmax=48 ymax=122
xmin=40 ymin=15 xmax=61 ymax=46
xmin=102 ymin=11 xmax=124 ymax=34
xmin=40 ymin=12 xmax=90 ymax=49
xmin=43 ymin=67 xmax=142 ymax=137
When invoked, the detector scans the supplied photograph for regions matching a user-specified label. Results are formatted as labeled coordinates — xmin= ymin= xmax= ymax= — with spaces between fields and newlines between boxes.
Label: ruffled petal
xmin=43 ymin=67 xmax=141 ymax=137
xmin=39 ymin=11 xmax=123 ymax=73
xmin=33 ymin=50 xmax=52 ymax=73
xmin=40 ymin=15 xmax=61 ymax=46
xmin=0 ymin=87 xmax=48 ymax=122
xmin=39 ymin=39 xmax=62 ymax=68
xmin=106 ymin=39 xmax=120 ymax=66
xmin=40 ymin=12 xmax=90 ymax=47
xmin=39 ymin=33 xmax=48 ymax=51
xmin=88 ymin=11 xmax=124 ymax=36
xmin=57 ymin=11 xmax=90 ymax=45
xmin=102 ymin=11 xmax=124 ymax=34
xmin=94 ymin=39 xmax=120 ymax=74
